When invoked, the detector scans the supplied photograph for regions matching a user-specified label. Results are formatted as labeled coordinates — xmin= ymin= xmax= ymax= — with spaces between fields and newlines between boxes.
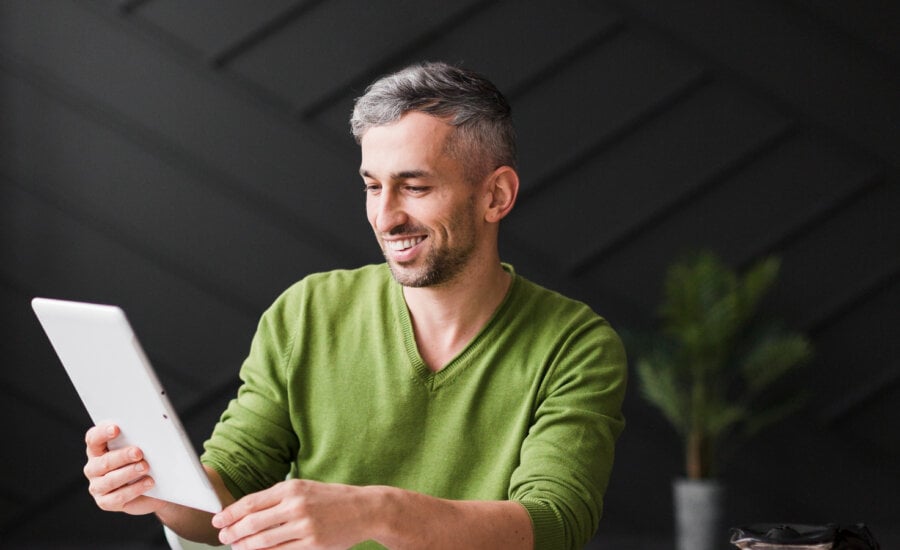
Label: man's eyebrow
xmin=359 ymin=169 xmax=431 ymax=180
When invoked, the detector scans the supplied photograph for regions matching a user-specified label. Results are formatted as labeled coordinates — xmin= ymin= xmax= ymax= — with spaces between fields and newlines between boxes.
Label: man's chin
xmin=386 ymin=261 xmax=434 ymax=288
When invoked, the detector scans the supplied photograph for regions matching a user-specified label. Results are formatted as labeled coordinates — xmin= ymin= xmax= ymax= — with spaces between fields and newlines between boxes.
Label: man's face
xmin=360 ymin=112 xmax=485 ymax=288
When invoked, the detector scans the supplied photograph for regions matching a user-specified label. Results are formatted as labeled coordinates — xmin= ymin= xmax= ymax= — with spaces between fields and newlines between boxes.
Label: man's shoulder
xmin=508 ymin=270 xmax=626 ymax=375
xmin=511 ymin=270 xmax=600 ymax=321
xmin=508 ymin=269 xmax=623 ymax=345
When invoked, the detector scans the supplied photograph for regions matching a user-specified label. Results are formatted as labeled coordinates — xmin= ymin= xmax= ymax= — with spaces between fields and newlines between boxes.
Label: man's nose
xmin=373 ymin=191 xmax=407 ymax=233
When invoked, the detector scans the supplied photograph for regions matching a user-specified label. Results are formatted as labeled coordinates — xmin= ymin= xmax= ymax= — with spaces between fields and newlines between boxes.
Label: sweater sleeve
xmin=509 ymin=316 xmax=627 ymax=550
xmin=200 ymin=289 xmax=300 ymax=499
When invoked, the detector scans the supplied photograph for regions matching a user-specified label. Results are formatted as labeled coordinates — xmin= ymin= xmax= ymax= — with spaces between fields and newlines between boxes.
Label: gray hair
xmin=350 ymin=61 xmax=517 ymax=177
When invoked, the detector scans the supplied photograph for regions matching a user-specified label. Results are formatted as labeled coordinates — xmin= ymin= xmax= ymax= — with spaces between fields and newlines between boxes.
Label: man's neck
xmin=402 ymin=260 xmax=511 ymax=372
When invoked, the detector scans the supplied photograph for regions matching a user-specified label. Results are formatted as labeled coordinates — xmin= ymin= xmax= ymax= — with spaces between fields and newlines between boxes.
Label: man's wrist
xmin=363 ymin=485 xmax=402 ymax=545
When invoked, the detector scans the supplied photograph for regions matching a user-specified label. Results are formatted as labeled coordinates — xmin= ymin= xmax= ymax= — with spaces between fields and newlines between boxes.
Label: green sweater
xmin=201 ymin=264 xmax=626 ymax=549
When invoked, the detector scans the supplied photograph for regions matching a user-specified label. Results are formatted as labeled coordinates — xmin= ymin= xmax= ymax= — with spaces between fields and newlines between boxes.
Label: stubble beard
xmin=386 ymin=236 xmax=474 ymax=288
xmin=383 ymin=206 xmax=477 ymax=288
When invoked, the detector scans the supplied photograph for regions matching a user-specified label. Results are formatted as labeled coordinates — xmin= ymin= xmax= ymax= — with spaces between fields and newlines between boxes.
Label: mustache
xmin=386 ymin=224 xmax=427 ymax=237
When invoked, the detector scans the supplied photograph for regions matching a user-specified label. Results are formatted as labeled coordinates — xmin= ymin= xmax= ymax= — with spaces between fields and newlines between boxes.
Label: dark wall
xmin=2 ymin=1 xmax=898 ymax=547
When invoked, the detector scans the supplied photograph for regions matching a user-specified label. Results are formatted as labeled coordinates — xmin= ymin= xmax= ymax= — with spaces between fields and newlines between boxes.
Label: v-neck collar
xmin=390 ymin=264 xmax=518 ymax=391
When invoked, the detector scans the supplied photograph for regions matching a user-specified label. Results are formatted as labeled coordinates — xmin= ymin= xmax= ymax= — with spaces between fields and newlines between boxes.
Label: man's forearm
xmin=155 ymin=502 xmax=219 ymax=545
xmin=369 ymin=486 xmax=533 ymax=550
xmin=156 ymin=466 xmax=235 ymax=545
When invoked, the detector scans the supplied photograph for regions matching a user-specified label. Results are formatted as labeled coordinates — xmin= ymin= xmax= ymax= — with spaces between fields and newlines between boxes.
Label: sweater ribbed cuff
xmin=518 ymin=498 xmax=565 ymax=550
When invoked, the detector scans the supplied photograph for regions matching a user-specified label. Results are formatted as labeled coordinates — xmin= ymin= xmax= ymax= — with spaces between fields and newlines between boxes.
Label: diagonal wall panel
xmin=226 ymin=0 xmax=489 ymax=111
xmin=508 ymin=80 xmax=791 ymax=272
xmin=131 ymin=0 xmax=300 ymax=59
xmin=1 ymin=1 xmax=374 ymax=263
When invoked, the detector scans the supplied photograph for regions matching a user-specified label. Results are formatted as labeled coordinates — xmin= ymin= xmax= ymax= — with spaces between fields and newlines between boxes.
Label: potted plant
xmin=633 ymin=251 xmax=813 ymax=550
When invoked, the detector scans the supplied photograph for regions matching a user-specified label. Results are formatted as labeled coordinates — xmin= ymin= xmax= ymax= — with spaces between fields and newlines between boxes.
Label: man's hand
xmin=83 ymin=423 xmax=166 ymax=515
xmin=213 ymin=479 xmax=377 ymax=549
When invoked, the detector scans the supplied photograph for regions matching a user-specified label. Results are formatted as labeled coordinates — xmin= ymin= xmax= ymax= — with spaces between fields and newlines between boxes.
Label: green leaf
xmin=702 ymin=400 xmax=748 ymax=437
xmin=742 ymin=391 xmax=809 ymax=438
xmin=636 ymin=357 xmax=689 ymax=434
xmin=738 ymin=257 xmax=780 ymax=322
xmin=740 ymin=333 xmax=813 ymax=394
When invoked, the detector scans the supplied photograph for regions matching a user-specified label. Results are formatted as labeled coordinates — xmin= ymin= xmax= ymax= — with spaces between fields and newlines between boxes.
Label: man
xmin=83 ymin=61 xmax=626 ymax=549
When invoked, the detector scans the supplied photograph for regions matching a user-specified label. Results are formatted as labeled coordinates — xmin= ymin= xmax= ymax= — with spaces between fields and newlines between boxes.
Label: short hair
xmin=350 ymin=61 xmax=517 ymax=178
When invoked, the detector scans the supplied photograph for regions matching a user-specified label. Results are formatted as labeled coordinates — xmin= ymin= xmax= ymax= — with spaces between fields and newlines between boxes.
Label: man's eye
xmin=364 ymin=184 xmax=381 ymax=193
xmin=406 ymin=186 xmax=428 ymax=194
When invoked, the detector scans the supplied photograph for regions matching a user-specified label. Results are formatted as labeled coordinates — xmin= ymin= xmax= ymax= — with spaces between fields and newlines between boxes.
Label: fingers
xmin=85 ymin=451 xmax=156 ymax=513
xmin=213 ymin=494 xmax=265 ymax=531
xmin=216 ymin=478 xmax=308 ymax=527
xmin=92 ymin=474 xmax=156 ymax=512
xmin=217 ymin=502 xmax=302 ymax=549
xmin=223 ymin=521 xmax=299 ymax=550
xmin=83 ymin=434 xmax=144 ymax=476
xmin=84 ymin=446 xmax=147 ymax=490
xmin=85 ymin=423 xmax=121 ymax=458
xmin=214 ymin=481 xmax=303 ymax=546
xmin=83 ymin=423 xmax=157 ymax=514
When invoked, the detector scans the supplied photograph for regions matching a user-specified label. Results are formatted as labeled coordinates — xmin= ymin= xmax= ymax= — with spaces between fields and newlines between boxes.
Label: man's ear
xmin=484 ymin=166 xmax=519 ymax=223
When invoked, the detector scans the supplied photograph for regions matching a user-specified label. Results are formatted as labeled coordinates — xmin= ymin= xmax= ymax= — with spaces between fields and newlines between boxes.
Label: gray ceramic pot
xmin=674 ymin=478 xmax=725 ymax=550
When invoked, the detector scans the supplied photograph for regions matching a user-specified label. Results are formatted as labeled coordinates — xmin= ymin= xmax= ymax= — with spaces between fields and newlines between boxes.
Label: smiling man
xmin=83 ymin=62 xmax=626 ymax=550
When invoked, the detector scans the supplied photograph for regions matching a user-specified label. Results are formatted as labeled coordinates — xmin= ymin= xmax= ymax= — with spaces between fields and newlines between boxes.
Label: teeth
xmin=386 ymin=236 xmax=424 ymax=251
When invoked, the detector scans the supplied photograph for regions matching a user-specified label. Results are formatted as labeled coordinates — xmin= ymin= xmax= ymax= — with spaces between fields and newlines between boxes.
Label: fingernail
xmin=129 ymin=448 xmax=141 ymax=460
xmin=106 ymin=425 xmax=116 ymax=436
xmin=143 ymin=478 xmax=153 ymax=488
xmin=135 ymin=462 xmax=145 ymax=472
xmin=211 ymin=512 xmax=226 ymax=528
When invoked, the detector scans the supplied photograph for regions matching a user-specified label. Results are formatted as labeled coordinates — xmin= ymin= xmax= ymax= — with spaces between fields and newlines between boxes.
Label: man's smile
xmin=384 ymin=236 xmax=426 ymax=252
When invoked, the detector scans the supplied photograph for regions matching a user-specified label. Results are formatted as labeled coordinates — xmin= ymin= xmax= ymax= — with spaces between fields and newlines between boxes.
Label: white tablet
xmin=31 ymin=297 xmax=222 ymax=513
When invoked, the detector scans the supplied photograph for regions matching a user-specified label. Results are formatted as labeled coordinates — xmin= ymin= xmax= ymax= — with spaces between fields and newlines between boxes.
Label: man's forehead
xmin=361 ymin=114 xmax=455 ymax=162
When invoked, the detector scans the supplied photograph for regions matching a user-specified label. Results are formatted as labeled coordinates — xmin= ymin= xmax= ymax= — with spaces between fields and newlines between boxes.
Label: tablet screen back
xmin=32 ymin=298 xmax=222 ymax=513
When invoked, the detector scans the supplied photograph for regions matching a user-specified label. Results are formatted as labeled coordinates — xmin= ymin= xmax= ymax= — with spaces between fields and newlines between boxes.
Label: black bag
xmin=729 ymin=523 xmax=880 ymax=549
